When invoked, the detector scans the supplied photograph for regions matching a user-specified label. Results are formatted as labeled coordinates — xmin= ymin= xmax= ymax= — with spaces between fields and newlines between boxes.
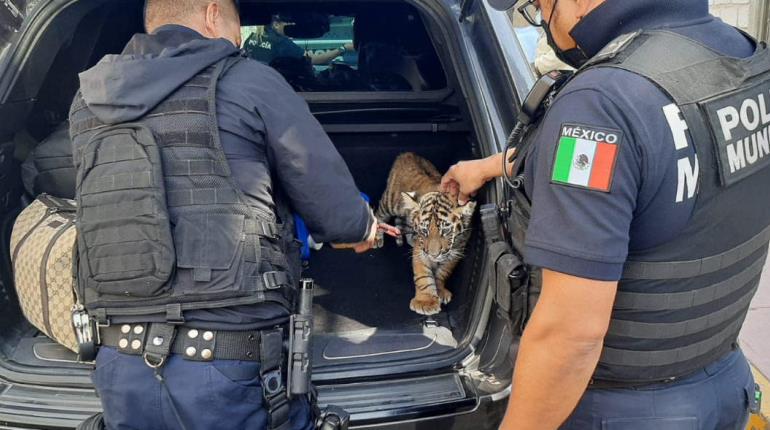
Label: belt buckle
xmin=262 ymin=222 xmax=278 ymax=239
xmin=143 ymin=353 xmax=166 ymax=369
xmin=262 ymin=271 xmax=284 ymax=290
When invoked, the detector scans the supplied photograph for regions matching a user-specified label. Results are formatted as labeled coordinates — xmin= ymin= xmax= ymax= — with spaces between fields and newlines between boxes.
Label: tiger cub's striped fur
xmin=376 ymin=153 xmax=476 ymax=315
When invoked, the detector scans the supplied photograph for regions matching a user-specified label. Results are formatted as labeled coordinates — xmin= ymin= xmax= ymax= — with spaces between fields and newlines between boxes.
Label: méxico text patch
xmin=551 ymin=123 xmax=622 ymax=192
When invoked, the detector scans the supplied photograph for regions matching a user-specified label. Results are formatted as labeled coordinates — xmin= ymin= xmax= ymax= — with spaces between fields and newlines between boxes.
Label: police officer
xmin=69 ymin=0 xmax=390 ymax=429
xmin=244 ymin=14 xmax=353 ymax=66
xmin=441 ymin=0 xmax=769 ymax=428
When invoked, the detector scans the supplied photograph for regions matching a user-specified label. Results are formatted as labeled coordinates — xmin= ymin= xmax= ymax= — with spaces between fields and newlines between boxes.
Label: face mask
xmin=540 ymin=7 xmax=590 ymax=68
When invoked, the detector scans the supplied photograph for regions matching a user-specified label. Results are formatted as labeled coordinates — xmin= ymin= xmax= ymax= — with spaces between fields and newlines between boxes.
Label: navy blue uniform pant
xmin=561 ymin=349 xmax=755 ymax=430
xmin=92 ymin=346 xmax=314 ymax=430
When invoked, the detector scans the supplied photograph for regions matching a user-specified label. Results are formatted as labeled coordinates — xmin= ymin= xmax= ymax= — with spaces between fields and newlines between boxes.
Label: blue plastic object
xmin=294 ymin=214 xmax=312 ymax=260
xmin=295 ymin=192 xmax=370 ymax=261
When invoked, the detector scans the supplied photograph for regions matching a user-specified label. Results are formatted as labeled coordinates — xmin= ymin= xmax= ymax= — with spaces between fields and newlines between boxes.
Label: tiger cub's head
xmin=402 ymin=191 xmax=476 ymax=263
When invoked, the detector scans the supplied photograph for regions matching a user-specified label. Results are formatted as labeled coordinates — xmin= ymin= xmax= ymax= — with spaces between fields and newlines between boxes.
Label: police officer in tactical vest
xmin=69 ymin=0 xmax=387 ymax=428
xmin=442 ymin=0 xmax=769 ymax=428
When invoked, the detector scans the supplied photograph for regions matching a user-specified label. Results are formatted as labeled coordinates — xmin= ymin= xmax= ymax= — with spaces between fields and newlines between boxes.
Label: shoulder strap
xmin=590 ymin=30 xmax=765 ymax=103
xmin=580 ymin=30 xmax=770 ymax=194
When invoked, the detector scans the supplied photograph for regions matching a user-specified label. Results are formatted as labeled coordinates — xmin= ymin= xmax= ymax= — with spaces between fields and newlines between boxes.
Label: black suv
xmin=0 ymin=0 xmax=536 ymax=428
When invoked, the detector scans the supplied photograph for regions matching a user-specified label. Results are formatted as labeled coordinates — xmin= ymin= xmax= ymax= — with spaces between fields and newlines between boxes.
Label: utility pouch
xmin=490 ymin=243 xmax=528 ymax=334
xmin=507 ymin=254 xmax=528 ymax=334
xmin=482 ymin=204 xmax=529 ymax=334
xmin=75 ymin=123 xmax=175 ymax=299
xmin=504 ymin=191 xmax=541 ymax=328
xmin=260 ymin=328 xmax=291 ymax=430
xmin=481 ymin=203 xmax=505 ymax=246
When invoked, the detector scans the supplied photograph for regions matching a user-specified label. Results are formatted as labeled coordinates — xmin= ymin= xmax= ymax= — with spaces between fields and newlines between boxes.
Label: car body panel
xmin=0 ymin=0 xmax=533 ymax=428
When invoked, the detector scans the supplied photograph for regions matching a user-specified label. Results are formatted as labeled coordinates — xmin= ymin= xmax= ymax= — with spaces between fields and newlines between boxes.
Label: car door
xmin=0 ymin=0 xmax=25 ymax=51
xmin=0 ymin=0 xmax=36 ymax=327
xmin=455 ymin=0 xmax=538 ymax=382
xmin=0 ymin=0 xmax=51 ymax=138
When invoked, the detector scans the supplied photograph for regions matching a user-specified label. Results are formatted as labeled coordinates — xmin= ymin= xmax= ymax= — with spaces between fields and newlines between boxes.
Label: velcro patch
xmin=551 ymin=123 xmax=622 ymax=193
xmin=701 ymin=81 xmax=770 ymax=187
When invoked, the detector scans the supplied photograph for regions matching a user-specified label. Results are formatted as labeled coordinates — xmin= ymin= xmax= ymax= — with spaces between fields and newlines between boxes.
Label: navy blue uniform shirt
xmin=522 ymin=0 xmax=755 ymax=281
xmin=188 ymin=27 xmax=370 ymax=328
xmin=81 ymin=25 xmax=373 ymax=328
xmin=244 ymin=27 xmax=306 ymax=64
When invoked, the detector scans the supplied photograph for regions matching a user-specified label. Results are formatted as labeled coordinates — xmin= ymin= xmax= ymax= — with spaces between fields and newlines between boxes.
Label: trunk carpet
xmin=0 ymin=133 xmax=479 ymax=368
xmin=306 ymin=243 xmax=431 ymax=334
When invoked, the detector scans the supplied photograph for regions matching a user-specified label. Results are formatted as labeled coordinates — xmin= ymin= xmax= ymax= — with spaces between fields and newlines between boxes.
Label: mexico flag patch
xmin=551 ymin=124 xmax=622 ymax=192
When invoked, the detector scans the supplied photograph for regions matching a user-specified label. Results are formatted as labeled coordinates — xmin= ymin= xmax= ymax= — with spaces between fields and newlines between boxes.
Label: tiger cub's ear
xmin=401 ymin=192 xmax=420 ymax=213
xmin=457 ymin=200 xmax=477 ymax=224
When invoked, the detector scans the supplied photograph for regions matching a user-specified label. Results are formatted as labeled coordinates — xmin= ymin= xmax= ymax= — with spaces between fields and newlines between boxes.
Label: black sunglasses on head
xmin=517 ymin=0 xmax=541 ymax=26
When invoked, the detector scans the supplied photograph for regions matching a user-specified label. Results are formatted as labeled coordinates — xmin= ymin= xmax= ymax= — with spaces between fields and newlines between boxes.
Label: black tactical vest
xmin=509 ymin=30 xmax=770 ymax=383
xmin=69 ymin=57 xmax=297 ymax=324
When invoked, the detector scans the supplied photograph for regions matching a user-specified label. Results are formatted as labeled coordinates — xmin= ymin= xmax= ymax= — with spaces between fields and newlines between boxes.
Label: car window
xmin=242 ymin=16 xmax=357 ymax=81
xmin=508 ymin=11 xmax=539 ymax=68
xmin=295 ymin=16 xmax=357 ymax=72
xmin=0 ymin=0 xmax=43 ymax=65
xmin=240 ymin=7 xmax=447 ymax=92
xmin=506 ymin=11 xmax=572 ymax=77
xmin=0 ymin=0 xmax=26 ymax=64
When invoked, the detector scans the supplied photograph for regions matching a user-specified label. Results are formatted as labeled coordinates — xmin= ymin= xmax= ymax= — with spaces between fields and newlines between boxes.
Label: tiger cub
xmin=376 ymin=153 xmax=476 ymax=315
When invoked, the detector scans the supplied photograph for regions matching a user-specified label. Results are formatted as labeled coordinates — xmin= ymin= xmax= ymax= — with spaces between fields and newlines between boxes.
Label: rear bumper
xmin=0 ymin=380 xmax=100 ymax=429
xmin=0 ymin=373 xmax=508 ymax=430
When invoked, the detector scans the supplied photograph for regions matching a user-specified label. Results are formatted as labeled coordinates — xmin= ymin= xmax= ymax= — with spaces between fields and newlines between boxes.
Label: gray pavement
xmin=739 ymin=257 xmax=770 ymax=378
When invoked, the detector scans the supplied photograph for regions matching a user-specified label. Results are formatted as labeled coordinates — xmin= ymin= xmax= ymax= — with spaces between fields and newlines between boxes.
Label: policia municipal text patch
xmin=703 ymin=82 xmax=770 ymax=186
xmin=551 ymin=124 xmax=622 ymax=192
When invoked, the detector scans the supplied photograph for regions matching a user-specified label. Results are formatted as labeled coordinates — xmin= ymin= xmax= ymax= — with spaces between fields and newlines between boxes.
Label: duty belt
xmin=101 ymin=323 xmax=274 ymax=362
xmin=101 ymin=322 xmax=291 ymax=430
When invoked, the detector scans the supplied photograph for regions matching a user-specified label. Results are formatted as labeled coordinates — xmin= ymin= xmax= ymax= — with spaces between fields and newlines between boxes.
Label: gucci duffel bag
xmin=10 ymin=194 xmax=79 ymax=352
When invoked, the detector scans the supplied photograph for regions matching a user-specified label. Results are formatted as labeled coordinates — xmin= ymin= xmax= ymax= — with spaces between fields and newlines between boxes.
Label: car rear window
xmin=239 ymin=3 xmax=447 ymax=92
xmin=1 ymin=0 xmax=46 ymax=66
xmin=0 ymin=0 xmax=26 ymax=64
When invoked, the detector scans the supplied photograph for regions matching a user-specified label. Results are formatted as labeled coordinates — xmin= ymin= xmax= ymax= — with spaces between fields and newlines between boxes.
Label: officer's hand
xmin=352 ymin=221 xmax=379 ymax=253
xmin=441 ymin=152 xmax=514 ymax=204
xmin=331 ymin=222 xmax=400 ymax=253
xmin=344 ymin=42 xmax=355 ymax=52
xmin=441 ymin=158 xmax=493 ymax=204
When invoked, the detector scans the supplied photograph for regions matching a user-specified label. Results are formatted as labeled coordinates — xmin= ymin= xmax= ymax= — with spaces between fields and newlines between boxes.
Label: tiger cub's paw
xmin=410 ymin=295 xmax=441 ymax=315
xmin=437 ymin=288 xmax=453 ymax=305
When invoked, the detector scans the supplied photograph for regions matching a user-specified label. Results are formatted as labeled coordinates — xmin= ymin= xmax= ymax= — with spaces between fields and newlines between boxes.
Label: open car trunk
xmin=0 ymin=129 xmax=484 ymax=374
xmin=308 ymin=131 xmax=483 ymax=368
xmin=0 ymin=0 xmax=489 ymax=382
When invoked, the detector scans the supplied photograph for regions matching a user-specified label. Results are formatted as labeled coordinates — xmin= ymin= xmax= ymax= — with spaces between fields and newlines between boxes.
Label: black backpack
xmin=21 ymin=123 xmax=76 ymax=199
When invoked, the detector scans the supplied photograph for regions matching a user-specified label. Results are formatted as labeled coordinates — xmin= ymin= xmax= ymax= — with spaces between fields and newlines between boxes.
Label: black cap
xmin=487 ymin=0 xmax=518 ymax=11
